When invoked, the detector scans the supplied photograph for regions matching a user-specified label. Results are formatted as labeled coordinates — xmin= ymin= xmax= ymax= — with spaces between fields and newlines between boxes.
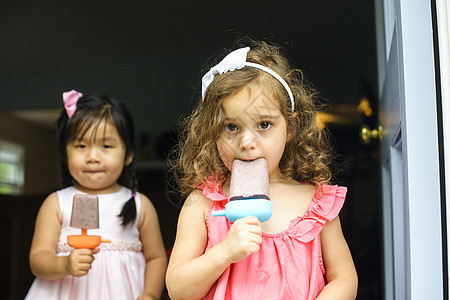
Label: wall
xmin=0 ymin=113 xmax=60 ymax=195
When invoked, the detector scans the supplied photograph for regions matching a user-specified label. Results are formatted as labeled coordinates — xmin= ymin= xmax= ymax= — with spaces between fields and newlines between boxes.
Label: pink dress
xmin=26 ymin=186 xmax=146 ymax=300
xmin=199 ymin=179 xmax=347 ymax=300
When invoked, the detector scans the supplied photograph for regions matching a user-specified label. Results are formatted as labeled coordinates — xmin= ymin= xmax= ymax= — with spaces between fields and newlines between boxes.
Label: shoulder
xmin=138 ymin=192 xmax=153 ymax=209
xmin=36 ymin=191 xmax=62 ymax=224
xmin=184 ymin=189 xmax=212 ymax=210
xmin=137 ymin=192 xmax=159 ymax=228
xmin=40 ymin=192 xmax=60 ymax=209
xmin=186 ymin=189 xmax=212 ymax=205
xmin=311 ymin=184 xmax=347 ymax=222
xmin=319 ymin=184 xmax=347 ymax=196
xmin=177 ymin=189 xmax=212 ymax=224
xmin=170 ymin=190 xmax=211 ymax=254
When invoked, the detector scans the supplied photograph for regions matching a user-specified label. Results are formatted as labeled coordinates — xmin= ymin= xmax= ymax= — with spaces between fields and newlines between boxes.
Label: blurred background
xmin=0 ymin=0 xmax=381 ymax=299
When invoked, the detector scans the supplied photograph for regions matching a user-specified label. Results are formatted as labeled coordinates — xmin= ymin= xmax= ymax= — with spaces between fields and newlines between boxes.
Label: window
xmin=0 ymin=139 xmax=24 ymax=195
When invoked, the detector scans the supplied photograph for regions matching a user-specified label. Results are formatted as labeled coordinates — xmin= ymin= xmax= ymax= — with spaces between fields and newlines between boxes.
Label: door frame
xmin=375 ymin=0 xmax=445 ymax=298
xmin=435 ymin=0 xmax=450 ymax=296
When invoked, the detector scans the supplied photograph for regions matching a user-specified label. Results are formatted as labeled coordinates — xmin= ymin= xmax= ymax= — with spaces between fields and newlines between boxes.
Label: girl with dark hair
xmin=26 ymin=90 xmax=167 ymax=300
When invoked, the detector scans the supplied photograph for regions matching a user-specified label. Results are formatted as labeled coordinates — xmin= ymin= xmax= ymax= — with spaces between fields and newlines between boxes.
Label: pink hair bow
xmin=63 ymin=90 xmax=83 ymax=118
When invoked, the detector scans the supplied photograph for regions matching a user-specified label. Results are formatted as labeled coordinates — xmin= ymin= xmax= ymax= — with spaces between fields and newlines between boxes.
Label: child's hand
xmin=65 ymin=248 xmax=99 ymax=277
xmin=136 ymin=293 xmax=158 ymax=300
xmin=221 ymin=216 xmax=262 ymax=264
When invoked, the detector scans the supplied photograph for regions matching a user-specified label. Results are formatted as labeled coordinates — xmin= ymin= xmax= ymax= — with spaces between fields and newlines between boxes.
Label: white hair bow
xmin=201 ymin=47 xmax=295 ymax=112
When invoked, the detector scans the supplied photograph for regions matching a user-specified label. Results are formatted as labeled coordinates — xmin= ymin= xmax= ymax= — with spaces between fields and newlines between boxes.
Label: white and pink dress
xmin=26 ymin=186 xmax=145 ymax=300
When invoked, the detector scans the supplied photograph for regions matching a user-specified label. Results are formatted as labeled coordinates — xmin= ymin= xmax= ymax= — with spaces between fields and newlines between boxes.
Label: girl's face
xmin=66 ymin=119 xmax=132 ymax=194
xmin=216 ymin=87 xmax=288 ymax=182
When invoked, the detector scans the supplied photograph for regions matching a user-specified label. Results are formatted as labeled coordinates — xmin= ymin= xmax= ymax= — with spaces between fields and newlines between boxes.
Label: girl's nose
xmin=239 ymin=129 xmax=256 ymax=151
xmin=86 ymin=148 xmax=100 ymax=163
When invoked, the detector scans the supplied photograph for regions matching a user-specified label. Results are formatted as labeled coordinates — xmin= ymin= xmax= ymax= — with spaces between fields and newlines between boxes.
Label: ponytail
xmin=118 ymin=165 xmax=138 ymax=227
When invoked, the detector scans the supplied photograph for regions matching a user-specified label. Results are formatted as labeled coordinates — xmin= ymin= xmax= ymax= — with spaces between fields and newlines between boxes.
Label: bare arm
xmin=137 ymin=194 xmax=168 ymax=300
xmin=29 ymin=192 xmax=97 ymax=279
xmin=166 ymin=190 xmax=262 ymax=300
xmin=316 ymin=216 xmax=358 ymax=299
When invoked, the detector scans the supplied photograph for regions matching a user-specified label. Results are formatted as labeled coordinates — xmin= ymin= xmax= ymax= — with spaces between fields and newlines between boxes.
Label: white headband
xmin=201 ymin=47 xmax=295 ymax=112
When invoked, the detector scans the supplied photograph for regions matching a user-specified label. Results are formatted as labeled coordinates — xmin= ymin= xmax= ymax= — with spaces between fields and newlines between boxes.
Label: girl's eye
xmin=102 ymin=144 xmax=112 ymax=149
xmin=258 ymin=121 xmax=272 ymax=130
xmin=224 ymin=123 xmax=238 ymax=132
xmin=75 ymin=144 xmax=86 ymax=149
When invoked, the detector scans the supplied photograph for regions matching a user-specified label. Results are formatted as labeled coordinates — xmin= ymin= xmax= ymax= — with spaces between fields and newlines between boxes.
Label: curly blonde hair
xmin=171 ymin=39 xmax=332 ymax=196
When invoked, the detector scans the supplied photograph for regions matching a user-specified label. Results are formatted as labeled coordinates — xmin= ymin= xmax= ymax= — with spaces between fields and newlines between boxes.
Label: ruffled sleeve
xmin=197 ymin=176 xmax=228 ymax=202
xmin=289 ymin=185 xmax=347 ymax=243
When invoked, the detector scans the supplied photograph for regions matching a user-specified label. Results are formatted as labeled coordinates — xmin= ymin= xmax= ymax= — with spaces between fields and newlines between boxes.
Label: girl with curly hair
xmin=166 ymin=39 xmax=357 ymax=299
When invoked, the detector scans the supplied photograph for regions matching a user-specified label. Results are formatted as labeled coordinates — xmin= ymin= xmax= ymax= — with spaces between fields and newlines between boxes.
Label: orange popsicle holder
xmin=68 ymin=228 xmax=111 ymax=249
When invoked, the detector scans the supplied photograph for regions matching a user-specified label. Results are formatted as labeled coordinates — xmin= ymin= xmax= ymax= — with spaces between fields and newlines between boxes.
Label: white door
xmin=375 ymin=0 xmax=444 ymax=298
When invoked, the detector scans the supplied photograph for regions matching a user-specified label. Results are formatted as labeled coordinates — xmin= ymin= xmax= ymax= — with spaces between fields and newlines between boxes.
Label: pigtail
xmin=118 ymin=165 xmax=138 ymax=227
xmin=118 ymin=195 xmax=137 ymax=227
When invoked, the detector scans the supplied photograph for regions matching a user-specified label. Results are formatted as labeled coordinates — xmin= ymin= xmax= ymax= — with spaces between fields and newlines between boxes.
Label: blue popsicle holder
xmin=212 ymin=198 xmax=273 ymax=223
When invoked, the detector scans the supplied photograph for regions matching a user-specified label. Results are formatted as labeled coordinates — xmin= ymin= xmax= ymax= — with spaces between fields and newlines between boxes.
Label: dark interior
xmin=0 ymin=1 xmax=382 ymax=299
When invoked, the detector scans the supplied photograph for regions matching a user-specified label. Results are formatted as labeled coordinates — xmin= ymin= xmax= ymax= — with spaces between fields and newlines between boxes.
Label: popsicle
xmin=67 ymin=194 xmax=111 ymax=249
xmin=70 ymin=194 xmax=99 ymax=229
xmin=212 ymin=158 xmax=272 ymax=222
xmin=229 ymin=158 xmax=271 ymax=201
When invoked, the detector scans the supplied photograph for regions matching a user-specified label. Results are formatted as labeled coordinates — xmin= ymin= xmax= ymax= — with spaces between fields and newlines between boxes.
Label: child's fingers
xmin=75 ymin=249 xmax=96 ymax=263
xmin=221 ymin=217 xmax=264 ymax=263
xmin=232 ymin=217 xmax=262 ymax=239
xmin=239 ymin=216 xmax=261 ymax=226
xmin=234 ymin=217 xmax=262 ymax=238
xmin=66 ymin=249 xmax=96 ymax=277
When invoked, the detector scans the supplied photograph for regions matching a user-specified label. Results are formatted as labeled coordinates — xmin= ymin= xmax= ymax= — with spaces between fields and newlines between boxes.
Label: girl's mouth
xmin=235 ymin=158 xmax=261 ymax=162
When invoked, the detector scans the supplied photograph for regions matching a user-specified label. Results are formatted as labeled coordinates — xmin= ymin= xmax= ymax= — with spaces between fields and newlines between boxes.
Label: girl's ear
xmin=286 ymin=129 xmax=293 ymax=143
xmin=286 ymin=112 xmax=299 ymax=143
xmin=125 ymin=152 xmax=134 ymax=166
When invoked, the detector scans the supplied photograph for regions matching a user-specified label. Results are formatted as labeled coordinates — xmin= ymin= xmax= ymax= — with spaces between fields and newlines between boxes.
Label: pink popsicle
xmin=70 ymin=194 xmax=99 ymax=229
xmin=229 ymin=158 xmax=270 ymax=201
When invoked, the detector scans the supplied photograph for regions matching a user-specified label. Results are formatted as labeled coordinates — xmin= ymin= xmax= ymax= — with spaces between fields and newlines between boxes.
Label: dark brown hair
xmin=57 ymin=93 xmax=138 ymax=226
